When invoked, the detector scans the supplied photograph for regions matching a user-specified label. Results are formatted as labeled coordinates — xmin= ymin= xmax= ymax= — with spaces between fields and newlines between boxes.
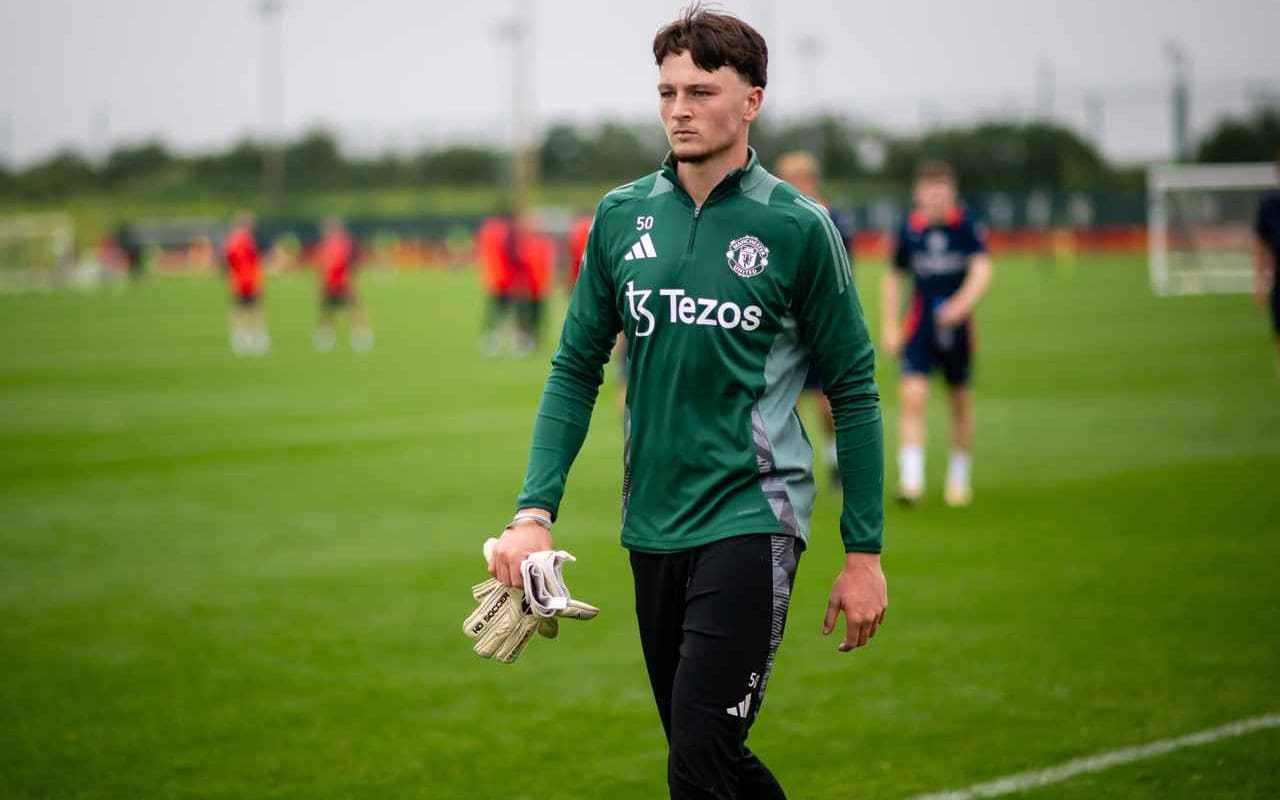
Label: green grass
xmin=1 ymin=255 xmax=1277 ymax=799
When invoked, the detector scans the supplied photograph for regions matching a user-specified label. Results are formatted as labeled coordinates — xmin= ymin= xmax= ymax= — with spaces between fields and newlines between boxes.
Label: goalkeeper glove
xmin=463 ymin=547 xmax=598 ymax=663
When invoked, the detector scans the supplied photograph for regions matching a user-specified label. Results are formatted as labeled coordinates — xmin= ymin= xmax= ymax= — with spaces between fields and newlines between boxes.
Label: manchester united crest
xmin=726 ymin=235 xmax=769 ymax=278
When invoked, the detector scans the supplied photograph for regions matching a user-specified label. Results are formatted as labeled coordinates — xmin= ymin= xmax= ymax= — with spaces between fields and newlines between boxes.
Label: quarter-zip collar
xmin=659 ymin=147 xmax=762 ymax=210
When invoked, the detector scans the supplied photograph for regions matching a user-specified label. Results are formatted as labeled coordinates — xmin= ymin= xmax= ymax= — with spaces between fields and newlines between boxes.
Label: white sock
xmin=825 ymin=440 xmax=838 ymax=466
xmin=899 ymin=445 xmax=924 ymax=492
xmin=314 ymin=327 xmax=335 ymax=351
xmin=350 ymin=327 xmax=374 ymax=352
xmin=947 ymin=451 xmax=971 ymax=487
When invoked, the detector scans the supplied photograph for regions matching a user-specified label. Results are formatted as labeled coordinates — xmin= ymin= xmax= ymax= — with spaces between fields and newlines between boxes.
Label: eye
xmin=659 ymin=89 xmax=675 ymax=99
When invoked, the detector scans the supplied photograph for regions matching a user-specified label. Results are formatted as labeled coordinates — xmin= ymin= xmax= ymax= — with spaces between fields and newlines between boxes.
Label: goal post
xmin=1148 ymin=162 xmax=1278 ymax=296
xmin=0 ymin=212 xmax=75 ymax=293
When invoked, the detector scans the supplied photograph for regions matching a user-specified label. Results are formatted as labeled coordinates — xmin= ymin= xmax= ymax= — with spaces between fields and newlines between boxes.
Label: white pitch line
xmin=907 ymin=713 xmax=1280 ymax=800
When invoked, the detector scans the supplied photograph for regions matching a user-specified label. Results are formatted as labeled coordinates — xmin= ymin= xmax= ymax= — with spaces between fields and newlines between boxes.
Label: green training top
xmin=517 ymin=148 xmax=884 ymax=554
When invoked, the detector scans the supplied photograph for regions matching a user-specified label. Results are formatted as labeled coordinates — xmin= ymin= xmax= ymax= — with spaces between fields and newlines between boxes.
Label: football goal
xmin=1148 ymin=162 xmax=1278 ymax=296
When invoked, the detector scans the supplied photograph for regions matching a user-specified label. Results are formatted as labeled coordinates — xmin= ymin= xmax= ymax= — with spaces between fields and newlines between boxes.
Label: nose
xmin=671 ymin=92 xmax=694 ymax=121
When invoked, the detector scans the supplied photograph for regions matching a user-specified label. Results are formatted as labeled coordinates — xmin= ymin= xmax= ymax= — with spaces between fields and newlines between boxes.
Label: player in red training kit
xmin=512 ymin=216 xmax=554 ymax=356
xmin=477 ymin=212 xmax=518 ymax=356
xmin=313 ymin=217 xmax=373 ymax=353
xmin=566 ymin=214 xmax=592 ymax=291
xmin=225 ymin=212 xmax=269 ymax=356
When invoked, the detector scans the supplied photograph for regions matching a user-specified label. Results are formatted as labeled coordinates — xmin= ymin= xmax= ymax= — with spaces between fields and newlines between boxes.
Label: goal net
xmin=1148 ymin=163 xmax=1278 ymax=296
xmin=0 ymin=213 xmax=75 ymax=293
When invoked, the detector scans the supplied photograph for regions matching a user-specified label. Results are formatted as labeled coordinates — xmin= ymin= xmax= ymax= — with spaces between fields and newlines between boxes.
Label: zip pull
xmin=686 ymin=205 xmax=702 ymax=254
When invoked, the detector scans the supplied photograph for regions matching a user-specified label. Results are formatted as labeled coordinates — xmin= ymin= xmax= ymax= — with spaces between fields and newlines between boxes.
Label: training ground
xmin=1 ymin=255 xmax=1277 ymax=799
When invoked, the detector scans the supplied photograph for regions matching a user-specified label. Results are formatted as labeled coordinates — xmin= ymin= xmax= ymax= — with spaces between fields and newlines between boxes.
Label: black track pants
xmin=630 ymin=534 xmax=801 ymax=800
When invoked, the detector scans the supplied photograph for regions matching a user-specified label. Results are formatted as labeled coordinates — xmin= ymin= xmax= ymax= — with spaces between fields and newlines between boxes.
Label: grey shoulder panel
xmin=741 ymin=164 xmax=783 ymax=206
xmin=647 ymin=174 xmax=676 ymax=198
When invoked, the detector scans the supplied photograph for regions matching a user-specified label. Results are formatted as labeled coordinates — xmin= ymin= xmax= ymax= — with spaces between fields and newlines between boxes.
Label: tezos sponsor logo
xmin=625 ymin=281 xmax=762 ymax=337
xmin=726 ymin=235 xmax=769 ymax=278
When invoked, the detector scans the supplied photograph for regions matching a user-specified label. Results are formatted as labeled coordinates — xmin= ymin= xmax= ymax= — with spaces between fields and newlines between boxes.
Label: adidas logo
xmin=623 ymin=233 xmax=658 ymax=261
xmin=726 ymin=692 xmax=752 ymax=718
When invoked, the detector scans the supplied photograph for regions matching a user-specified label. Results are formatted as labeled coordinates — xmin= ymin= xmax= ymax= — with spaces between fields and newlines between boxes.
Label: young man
xmin=567 ymin=213 xmax=592 ymax=291
xmin=313 ymin=217 xmax=373 ymax=353
xmin=487 ymin=8 xmax=887 ymax=798
xmin=477 ymin=211 xmax=518 ymax=356
xmin=881 ymin=162 xmax=993 ymax=506
xmin=224 ymin=212 xmax=269 ymax=356
xmin=774 ymin=150 xmax=856 ymax=489
xmin=1253 ymin=151 xmax=1280 ymax=375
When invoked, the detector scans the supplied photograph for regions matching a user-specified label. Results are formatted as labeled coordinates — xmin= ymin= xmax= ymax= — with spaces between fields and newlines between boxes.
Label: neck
xmin=923 ymin=204 xmax=955 ymax=222
xmin=676 ymin=138 xmax=750 ymax=207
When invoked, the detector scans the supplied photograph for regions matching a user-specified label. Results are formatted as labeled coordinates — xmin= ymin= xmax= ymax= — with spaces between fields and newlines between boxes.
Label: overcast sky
xmin=3 ymin=0 xmax=1279 ymax=166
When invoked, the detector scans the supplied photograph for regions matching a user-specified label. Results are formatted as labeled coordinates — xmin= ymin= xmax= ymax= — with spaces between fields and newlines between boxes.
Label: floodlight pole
xmin=255 ymin=0 xmax=286 ymax=200
xmin=1165 ymin=42 xmax=1190 ymax=162
xmin=796 ymin=35 xmax=825 ymax=159
xmin=1035 ymin=60 xmax=1055 ymax=121
xmin=495 ymin=2 xmax=536 ymax=215
xmin=1085 ymin=91 xmax=1104 ymax=150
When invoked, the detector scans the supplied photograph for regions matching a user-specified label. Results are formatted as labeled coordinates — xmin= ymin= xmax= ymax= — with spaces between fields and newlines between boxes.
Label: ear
xmin=742 ymin=86 xmax=764 ymax=124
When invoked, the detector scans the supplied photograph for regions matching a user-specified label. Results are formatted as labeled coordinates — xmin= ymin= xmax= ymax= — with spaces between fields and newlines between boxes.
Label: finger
xmin=856 ymin=620 xmax=871 ymax=648
xmin=839 ymin=617 xmax=858 ymax=652
xmin=822 ymin=598 xmax=839 ymax=635
xmin=494 ymin=549 xmax=511 ymax=586
xmin=507 ymin=555 xmax=524 ymax=589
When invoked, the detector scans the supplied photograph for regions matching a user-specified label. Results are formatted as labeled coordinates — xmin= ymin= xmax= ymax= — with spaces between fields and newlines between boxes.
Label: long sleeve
xmin=515 ymin=206 xmax=622 ymax=518
xmin=794 ymin=214 xmax=884 ymax=552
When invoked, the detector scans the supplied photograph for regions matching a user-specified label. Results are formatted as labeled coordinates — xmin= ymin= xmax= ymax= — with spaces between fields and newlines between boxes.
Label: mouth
xmin=671 ymin=129 xmax=698 ymax=138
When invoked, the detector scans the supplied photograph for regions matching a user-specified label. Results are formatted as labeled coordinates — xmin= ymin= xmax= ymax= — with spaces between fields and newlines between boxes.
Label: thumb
xmin=822 ymin=595 xmax=839 ymax=635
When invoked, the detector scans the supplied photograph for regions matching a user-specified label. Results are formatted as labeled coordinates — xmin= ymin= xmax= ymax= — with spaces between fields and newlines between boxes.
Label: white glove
xmin=463 ymin=579 xmax=548 ymax=663
xmin=464 ymin=541 xmax=599 ymax=663
xmin=482 ymin=538 xmax=599 ymax=620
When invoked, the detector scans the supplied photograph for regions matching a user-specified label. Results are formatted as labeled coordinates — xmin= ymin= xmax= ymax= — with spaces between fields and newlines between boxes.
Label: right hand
xmin=488 ymin=515 xmax=553 ymax=588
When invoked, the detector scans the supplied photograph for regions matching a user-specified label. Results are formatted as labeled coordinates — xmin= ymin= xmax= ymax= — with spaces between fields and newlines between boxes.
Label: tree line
xmin=2 ymin=107 xmax=1276 ymax=203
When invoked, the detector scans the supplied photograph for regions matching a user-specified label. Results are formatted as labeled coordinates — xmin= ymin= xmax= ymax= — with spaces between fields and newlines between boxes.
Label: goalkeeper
xmin=488 ymin=6 xmax=887 ymax=798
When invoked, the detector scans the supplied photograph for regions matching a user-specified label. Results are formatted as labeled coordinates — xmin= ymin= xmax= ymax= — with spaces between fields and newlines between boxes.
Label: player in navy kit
xmin=774 ymin=151 xmax=855 ymax=489
xmin=1253 ymin=151 xmax=1280 ymax=375
xmin=882 ymin=161 xmax=993 ymax=506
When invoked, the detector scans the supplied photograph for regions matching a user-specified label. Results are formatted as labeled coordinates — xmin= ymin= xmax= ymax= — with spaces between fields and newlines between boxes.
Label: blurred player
xmin=882 ymin=161 xmax=993 ymax=506
xmin=566 ymin=213 xmax=592 ymax=291
xmin=313 ymin=217 xmax=373 ymax=353
xmin=511 ymin=215 xmax=554 ymax=356
xmin=1253 ymin=150 xmax=1280 ymax=375
xmin=224 ymin=212 xmax=269 ymax=356
xmin=572 ymin=210 xmax=629 ymax=406
xmin=775 ymin=150 xmax=855 ymax=488
xmin=477 ymin=211 xmax=517 ymax=356
xmin=487 ymin=8 xmax=885 ymax=797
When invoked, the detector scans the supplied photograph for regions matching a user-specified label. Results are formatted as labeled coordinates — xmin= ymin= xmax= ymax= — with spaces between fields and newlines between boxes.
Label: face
xmin=914 ymin=178 xmax=957 ymax=219
xmin=778 ymin=164 xmax=819 ymax=198
xmin=658 ymin=50 xmax=762 ymax=164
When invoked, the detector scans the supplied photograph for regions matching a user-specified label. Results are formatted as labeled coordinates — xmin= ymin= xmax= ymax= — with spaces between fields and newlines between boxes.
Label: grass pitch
xmin=1 ymin=255 xmax=1277 ymax=799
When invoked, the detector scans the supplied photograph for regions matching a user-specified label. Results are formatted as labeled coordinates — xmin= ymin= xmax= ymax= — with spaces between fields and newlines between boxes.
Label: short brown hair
xmin=653 ymin=4 xmax=768 ymax=88
xmin=775 ymin=151 xmax=819 ymax=179
xmin=915 ymin=160 xmax=957 ymax=185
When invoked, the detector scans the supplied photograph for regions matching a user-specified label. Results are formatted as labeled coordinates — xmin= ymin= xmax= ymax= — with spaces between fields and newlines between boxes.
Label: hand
xmin=488 ymin=512 xmax=553 ymax=588
xmin=822 ymin=553 xmax=887 ymax=652
xmin=935 ymin=299 xmax=969 ymax=328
